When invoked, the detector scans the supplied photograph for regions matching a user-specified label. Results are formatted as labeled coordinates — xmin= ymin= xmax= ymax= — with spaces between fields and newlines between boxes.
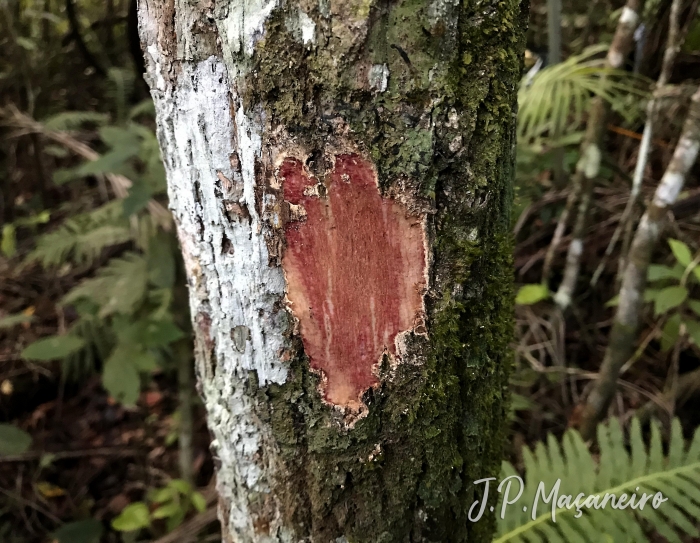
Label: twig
xmin=577 ymin=83 xmax=700 ymax=440
xmin=591 ymin=0 xmax=687 ymax=287
xmin=545 ymin=0 xmax=643 ymax=308
xmin=0 ymin=447 xmax=142 ymax=463
xmin=150 ymin=508 xmax=219 ymax=543
xmin=520 ymin=351 xmax=667 ymax=409
xmin=0 ymin=486 xmax=62 ymax=525
xmin=635 ymin=366 xmax=700 ymax=424
xmin=150 ymin=483 xmax=219 ymax=543
xmin=547 ymin=0 xmax=565 ymax=186
xmin=65 ymin=0 xmax=107 ymax=77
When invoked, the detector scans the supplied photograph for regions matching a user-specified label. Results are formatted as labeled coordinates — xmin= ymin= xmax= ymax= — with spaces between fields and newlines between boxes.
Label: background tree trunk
xmin=138 ymin=0 xmax=526 ymax=541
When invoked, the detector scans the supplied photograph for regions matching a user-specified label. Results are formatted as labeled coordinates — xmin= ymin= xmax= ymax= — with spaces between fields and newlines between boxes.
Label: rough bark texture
xmin=138 ymin=0 xmax=526 ymax=541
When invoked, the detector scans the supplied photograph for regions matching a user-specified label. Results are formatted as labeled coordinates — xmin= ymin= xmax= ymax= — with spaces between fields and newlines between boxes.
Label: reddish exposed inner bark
xmin=280 ymin=154 xmax=426 ymax=407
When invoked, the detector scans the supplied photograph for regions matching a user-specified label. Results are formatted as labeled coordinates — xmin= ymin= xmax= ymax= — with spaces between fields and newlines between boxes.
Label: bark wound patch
xmin=280 ymin=154 xmax=426 ymax=408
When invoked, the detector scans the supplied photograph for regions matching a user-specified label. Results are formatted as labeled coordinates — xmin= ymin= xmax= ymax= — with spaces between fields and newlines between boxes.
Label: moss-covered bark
xmin=140 ymin=0 xmax=527 ymax=541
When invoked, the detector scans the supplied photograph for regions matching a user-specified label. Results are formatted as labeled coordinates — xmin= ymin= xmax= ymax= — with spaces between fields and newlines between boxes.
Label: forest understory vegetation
xmin=2 ymin=0 xmax=700 ymax=541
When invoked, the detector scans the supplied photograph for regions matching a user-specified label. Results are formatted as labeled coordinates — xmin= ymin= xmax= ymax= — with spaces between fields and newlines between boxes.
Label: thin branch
xmin=577 ymin=83 xmax=700 ymax=440
xmin=0 ymin=447 xmax=142 ymax=463
xmin=150 ymin=508 xmax=219 ymax=543
xmin=544 ymin=0 xmax=643 ymax=307
xmin=149 ymin=483 xmax=219 ymax=543
xmin=591 ymin=0 xmax=688 ymax=287
xmin=65 ymin=0 xmax=107 ymax=77
xmin=635 ymin=365 xmax=700 ymax=424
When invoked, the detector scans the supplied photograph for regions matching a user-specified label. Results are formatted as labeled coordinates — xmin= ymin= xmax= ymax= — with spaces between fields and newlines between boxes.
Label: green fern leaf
xmin=494 ymin=418 xmax=700 ymax=543
xmin=26 ymin=201 xmax=130 ymax=267
xmin=42 ymin=111 xmax=109 ymax=131
xmin=62 ymin=252 xmax=148 ymax=318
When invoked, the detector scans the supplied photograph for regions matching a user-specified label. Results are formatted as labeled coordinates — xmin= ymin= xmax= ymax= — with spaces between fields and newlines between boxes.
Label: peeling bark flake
xmin=280 ymin=154 xmax=427 ymax=408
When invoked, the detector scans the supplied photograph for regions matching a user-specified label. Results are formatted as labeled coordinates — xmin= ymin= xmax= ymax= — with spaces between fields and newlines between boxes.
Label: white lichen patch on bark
xmin=653 ymin=138 xmax=700 ymax=207
xmin=285 ymin=8 xmax=316 ymax=45
xmin=139 ymin=2 xmax=296 ymax=539
xmin=153 ymin=56 xmax=291 ymax=540
xmin=216 ymin=0 xmax=280 ymax=57
xmin=368 ymin=64 xmax=389 ymax=92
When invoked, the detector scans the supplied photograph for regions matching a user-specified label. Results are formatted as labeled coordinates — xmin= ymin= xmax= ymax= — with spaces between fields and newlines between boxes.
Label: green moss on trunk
xmin=241 ymin=0 xmax=527 ymax=540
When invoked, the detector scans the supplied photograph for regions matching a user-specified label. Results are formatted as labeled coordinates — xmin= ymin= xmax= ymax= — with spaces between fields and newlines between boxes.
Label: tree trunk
xmin=138 ymin=1 xmax=526 ymax=541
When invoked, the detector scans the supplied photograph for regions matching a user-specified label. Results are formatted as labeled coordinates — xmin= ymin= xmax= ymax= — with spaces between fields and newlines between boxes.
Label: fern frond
xmin=42 ymin=111 xmax=109 ymax=131
xmin=107 ymin=68 xmax=134 ymax=124
xmin=26 ymin=201 xmax=131 ymax=267
xmin=62 ymin=252 xmax=148 ymax=317
xmin=128 ymin=99 xmax=156 ymax=120
xmin=518 ymin=46 xmax=649 ymax=142
xmin=494 ymin=418 xmax=700 ymax=543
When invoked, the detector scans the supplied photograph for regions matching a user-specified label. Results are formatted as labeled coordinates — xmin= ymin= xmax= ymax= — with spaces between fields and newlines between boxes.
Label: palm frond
xmin=518 ymin=46 xmax=650 ymax=143
xmin=495 ymin=418 xmax=700 ymax=543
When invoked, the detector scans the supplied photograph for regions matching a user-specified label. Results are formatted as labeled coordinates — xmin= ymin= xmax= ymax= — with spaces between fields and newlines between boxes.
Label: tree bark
xmin=138 ymin=1 xmax=526 ymax=541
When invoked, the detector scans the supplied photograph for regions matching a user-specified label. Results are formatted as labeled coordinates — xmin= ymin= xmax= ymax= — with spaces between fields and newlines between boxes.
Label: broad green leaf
xmin=0 ymin=424 xmax=32 ymax=456
xmin=111 ymin=342 xmax=159 ymax=372
xmin=689 ymin=299 xmax=700 ymax=317
xmin=148 ymin=486 xmax=174 ymax=503
xmin=168 ymin=479 xmax=192 ymax=495
xmin=605 ymin=295 xmax=619 ymax=307
xmin=147 ymin=234 xmax=175 ymax=289
xmin=654 ymin=286 xmax=688 ymax=316
xmin=191 ymin=491 xmax=207 ymax=513
xmin=644 ymin=288 xmax=662 ymax=303
xmin=122 ymin=180 xmax=152 ymax=217
xmin=102 ymin=349 xmax=141 ymax=406
xmin=151 ymin=501 xmax=181 ymax=519
xmin=661 ymin=314 xmax=681 ymax=352
xmin=515 ymin=284 xmax=549 ymax=305
xmin=0 ymin=313 xmax=34 ymax=329
xmin=111 ymin=502 xmax=150 ymax=532
xmin=113 ymin=317 xmax=182 ymax=348
xmin=648 ymin=264 xmax=684 ymax=282
xmin=685 ymin=319 xmax=700 ymax=346
xmin=668 ymin=239 xmax=693 ymax=267
xmin=1 ymin=224 xmax=16 ymax=257
xmin=51 ymin=519 xmax=103 ymax=543
xmin=141 ymin=319 xmax=184 ymax=347
xmin=22 ymin=335 xmax=85 ymax=361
